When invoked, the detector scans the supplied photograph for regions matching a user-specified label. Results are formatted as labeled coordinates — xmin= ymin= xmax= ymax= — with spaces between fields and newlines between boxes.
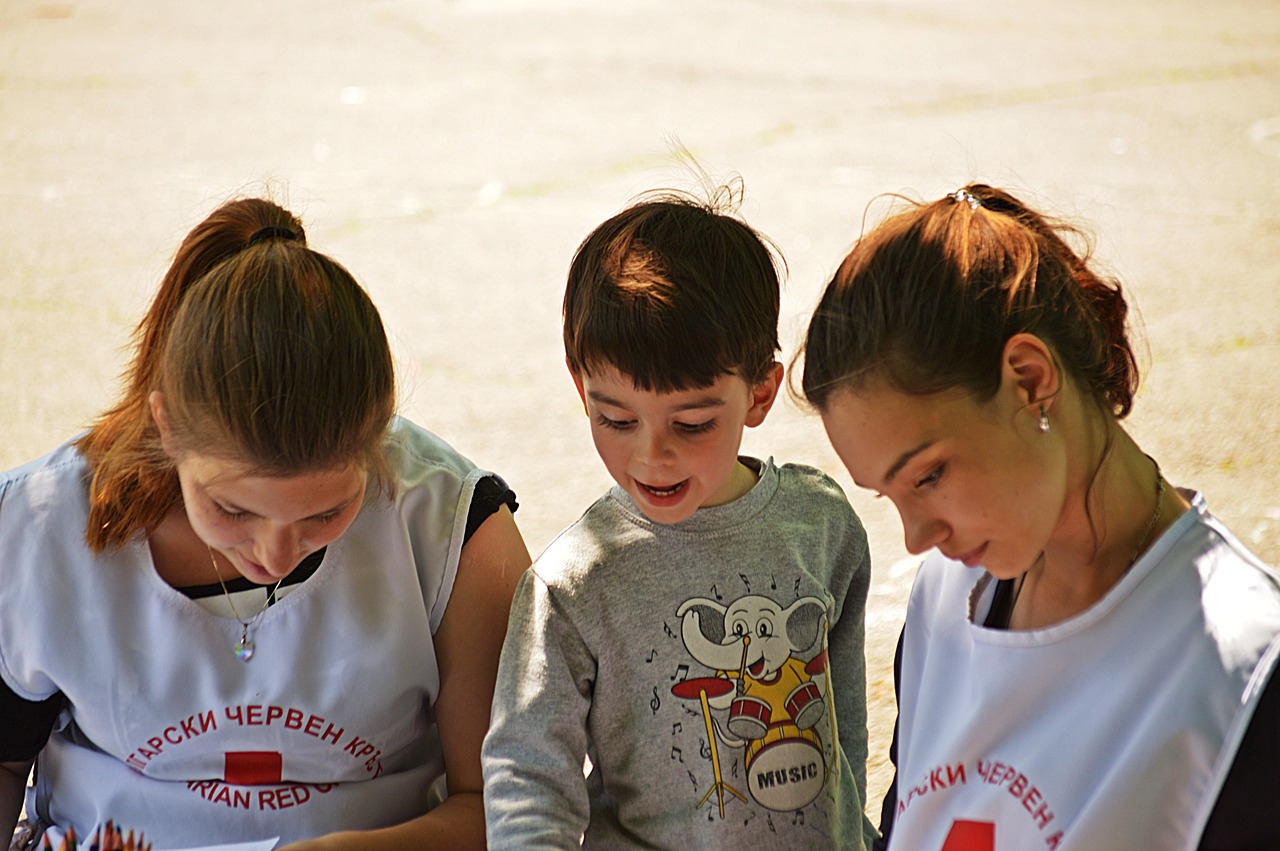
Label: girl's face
xmin=174 ymin=453 xmax=367 ymax=584
xmin=821 ymin=379 xmax=1067 ymax=580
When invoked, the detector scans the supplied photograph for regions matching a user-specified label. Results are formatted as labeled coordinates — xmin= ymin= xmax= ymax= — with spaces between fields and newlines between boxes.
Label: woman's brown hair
xmin=78 ymin=198 xmax=395 ymax=552
xmin=797 ymin=184 xmax=1138 ymax=417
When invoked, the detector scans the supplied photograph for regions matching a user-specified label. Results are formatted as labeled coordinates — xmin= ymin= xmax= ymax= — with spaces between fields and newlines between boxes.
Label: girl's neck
xmin=147 ymin=503 xmax=221 ymax=588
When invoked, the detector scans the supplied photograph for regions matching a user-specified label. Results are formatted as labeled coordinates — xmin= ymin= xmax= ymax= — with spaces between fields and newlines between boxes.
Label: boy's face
xmin=572 ymin=362 xmax=782 ymax=524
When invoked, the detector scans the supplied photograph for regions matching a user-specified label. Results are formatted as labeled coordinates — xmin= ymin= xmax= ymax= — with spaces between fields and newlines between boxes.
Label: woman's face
xmin=174 ymin=453 xmax=368 ymax=584
xmin=821 ymin=379 xmax=1067 ymax=580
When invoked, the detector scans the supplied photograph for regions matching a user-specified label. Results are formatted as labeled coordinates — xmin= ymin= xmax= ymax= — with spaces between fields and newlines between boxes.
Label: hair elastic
xmin=246 ymin=226 xmax=300 ymax=248
xmin=949 ymin=188 xmax=982 ymax=210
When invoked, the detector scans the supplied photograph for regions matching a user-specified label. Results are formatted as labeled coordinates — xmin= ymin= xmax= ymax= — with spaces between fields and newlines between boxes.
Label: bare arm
xmin=1 ymin=760 xmax=32 ymax=840
xmin=278 ymin=504 xmax=530 ymax=851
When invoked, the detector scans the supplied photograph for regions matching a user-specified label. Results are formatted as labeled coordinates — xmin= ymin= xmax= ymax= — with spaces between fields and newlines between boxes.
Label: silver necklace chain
xmin=1130 ymin=459 xmax=1166 ymax=565
xmin=208 ymin=546 xmax=285 ymax=662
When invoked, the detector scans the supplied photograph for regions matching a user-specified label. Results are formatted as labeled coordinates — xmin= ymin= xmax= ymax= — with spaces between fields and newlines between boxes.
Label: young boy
xmin=482 ymin=193 xmax=877 ymax=849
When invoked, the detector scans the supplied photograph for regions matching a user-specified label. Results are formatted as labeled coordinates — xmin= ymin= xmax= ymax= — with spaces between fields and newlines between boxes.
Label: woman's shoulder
xmin=1136 ymin=491 xmax=1280 ymax=675
xmin=1173 ymin=491 xmax=1279 ymax=590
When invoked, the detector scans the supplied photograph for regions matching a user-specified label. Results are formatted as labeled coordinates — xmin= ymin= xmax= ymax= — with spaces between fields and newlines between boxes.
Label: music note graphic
xmin=671 ymin=746 xmax=684 ymax=763
xmin=650 ymin=687 xmax=660 ymax=714
xmin=739 ymin=573 xmax=751 ymax=591
xmin=671 ymin=663 xmax=689 ymax=682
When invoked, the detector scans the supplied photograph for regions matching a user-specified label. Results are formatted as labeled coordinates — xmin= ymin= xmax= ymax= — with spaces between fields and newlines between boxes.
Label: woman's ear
xmin=1000 ymin=333 xmax=1060 ymax=412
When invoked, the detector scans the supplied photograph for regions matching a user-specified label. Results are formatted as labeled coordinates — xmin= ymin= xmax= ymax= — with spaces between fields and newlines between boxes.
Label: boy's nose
xmin=635 ymin=427 xmax=673 ymax=466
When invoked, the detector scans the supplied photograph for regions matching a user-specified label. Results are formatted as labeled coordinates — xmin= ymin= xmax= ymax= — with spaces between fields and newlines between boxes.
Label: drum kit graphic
xmin=669 ymin=604 xmax=836 ymax=819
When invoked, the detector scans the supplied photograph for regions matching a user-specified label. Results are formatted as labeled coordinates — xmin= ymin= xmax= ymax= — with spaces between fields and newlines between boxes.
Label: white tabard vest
xmin=889 ymin=493 xmax=1280 ymax=851
xmin=0 ymin=418 xmax=487 ymax=847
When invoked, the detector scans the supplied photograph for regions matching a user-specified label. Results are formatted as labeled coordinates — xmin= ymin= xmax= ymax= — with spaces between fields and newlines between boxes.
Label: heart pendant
xmin=233 ymin=638 xmax=255 ymax=662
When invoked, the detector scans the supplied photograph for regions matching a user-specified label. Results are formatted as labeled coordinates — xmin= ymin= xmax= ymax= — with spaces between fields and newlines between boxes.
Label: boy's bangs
xmin=576 ymin=301 xmax=741 ymax=392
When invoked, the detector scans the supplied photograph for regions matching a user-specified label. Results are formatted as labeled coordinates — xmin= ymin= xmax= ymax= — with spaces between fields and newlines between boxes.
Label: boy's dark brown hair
xmin=563 ymin=192 xmax=783 ymax=392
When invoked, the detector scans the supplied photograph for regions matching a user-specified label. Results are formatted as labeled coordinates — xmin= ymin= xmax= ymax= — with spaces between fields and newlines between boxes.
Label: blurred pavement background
xmin=4 ymin=0 xmax=1279 ymax=819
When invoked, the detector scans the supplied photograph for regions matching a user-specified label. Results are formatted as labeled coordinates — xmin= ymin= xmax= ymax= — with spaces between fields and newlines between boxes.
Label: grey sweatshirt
xmin=483 ymin=457 xmax=877 ymax=849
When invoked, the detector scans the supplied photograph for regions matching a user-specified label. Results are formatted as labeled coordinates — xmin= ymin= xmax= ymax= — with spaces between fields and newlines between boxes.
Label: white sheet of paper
xmin=158 ymin=841 xmax=279 ymax=851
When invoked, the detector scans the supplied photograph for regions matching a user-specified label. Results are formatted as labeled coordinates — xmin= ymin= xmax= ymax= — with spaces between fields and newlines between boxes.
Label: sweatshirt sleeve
xmin=827 ymin=504 xmax=880 ymax=849
xmin=482 ymin=566 xmax=596 ymax=849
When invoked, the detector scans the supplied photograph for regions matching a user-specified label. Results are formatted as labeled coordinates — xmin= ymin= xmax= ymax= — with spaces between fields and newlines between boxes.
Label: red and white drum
xmin=785 ymin=681 xmax=823 ymax=729
xmin=727 ymin=694 xmax=771 ymax=739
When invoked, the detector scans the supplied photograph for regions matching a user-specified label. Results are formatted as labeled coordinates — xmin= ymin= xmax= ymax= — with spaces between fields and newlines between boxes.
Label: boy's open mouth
xmin=638 ymin=479 xmax=688 ymax=498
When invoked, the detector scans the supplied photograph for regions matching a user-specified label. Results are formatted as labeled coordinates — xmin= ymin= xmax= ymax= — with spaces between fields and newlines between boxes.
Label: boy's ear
xmin=568 ymin=360 xmax=587 ymax=411
xmin=744 ymin=362 xmax=784 ymax=428
xmin=1000 ymin=333 xmax=1059 ymax=414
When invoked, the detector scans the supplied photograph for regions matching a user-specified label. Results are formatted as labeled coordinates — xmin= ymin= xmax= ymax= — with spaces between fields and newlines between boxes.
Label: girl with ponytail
xmin=799 ymin=185 xmax=1280 ymax=850
xmin=2 ymin=198 xmax=530 ymax=850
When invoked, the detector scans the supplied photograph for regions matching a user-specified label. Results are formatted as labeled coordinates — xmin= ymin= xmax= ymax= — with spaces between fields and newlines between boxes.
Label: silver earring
xmin=1038 ymin=404 xmax=1050 ymax=433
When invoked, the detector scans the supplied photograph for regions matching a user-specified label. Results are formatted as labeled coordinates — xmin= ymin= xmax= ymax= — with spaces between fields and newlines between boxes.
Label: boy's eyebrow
xmin=670 ymin=395 xmax=726 ymax=412
xmin=882 ymin=440 xmax=934 ymax=485
xmin=586 ymin=390 xmax=726 ymax=412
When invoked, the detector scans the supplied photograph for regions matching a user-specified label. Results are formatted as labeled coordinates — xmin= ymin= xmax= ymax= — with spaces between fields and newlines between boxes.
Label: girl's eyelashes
xmin=214 ymin=500 xmax=343 ymax=524
xmin=213 ymin=502 xmax=248 ymax=521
